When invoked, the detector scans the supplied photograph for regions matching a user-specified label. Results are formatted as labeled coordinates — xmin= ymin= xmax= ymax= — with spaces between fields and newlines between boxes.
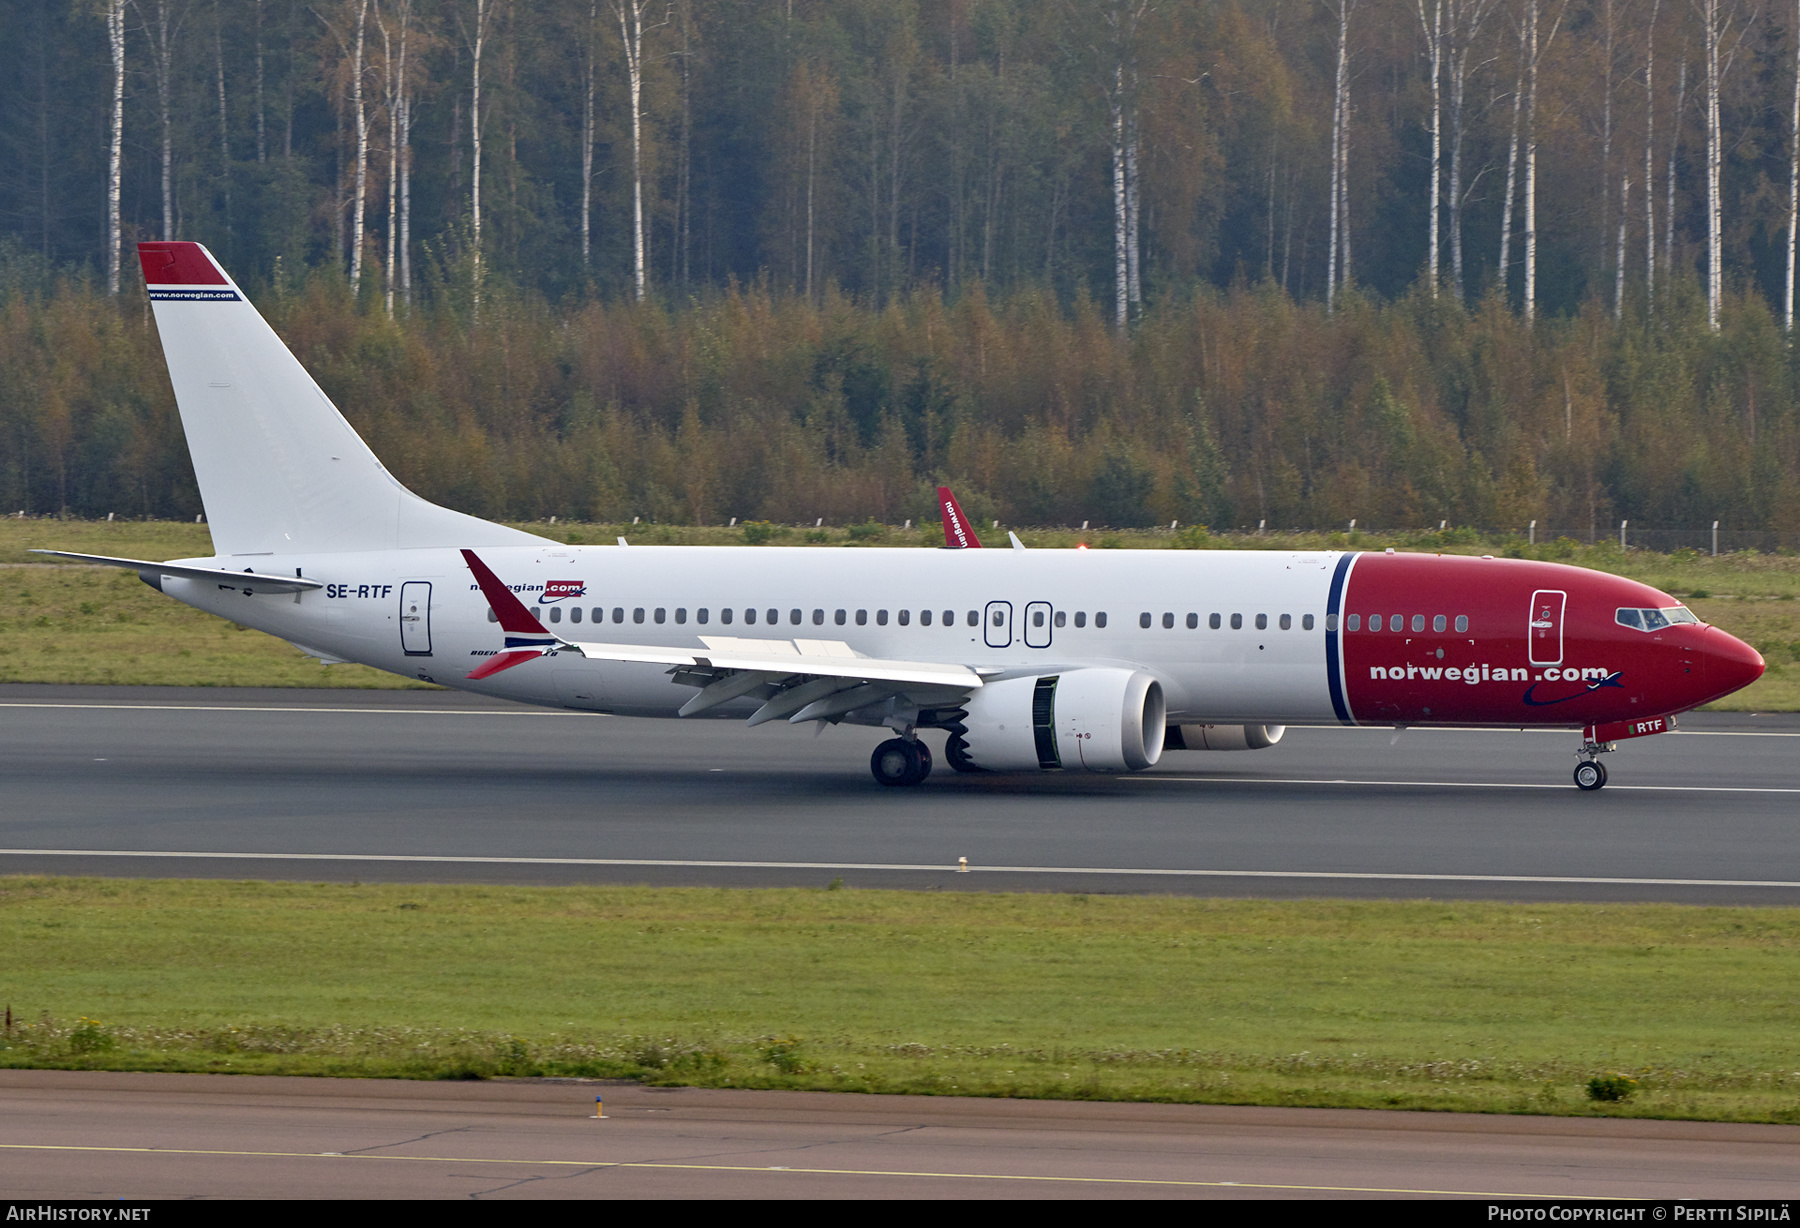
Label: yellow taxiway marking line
xmin=0 ymin=1142 xmax=1600 ymax=1198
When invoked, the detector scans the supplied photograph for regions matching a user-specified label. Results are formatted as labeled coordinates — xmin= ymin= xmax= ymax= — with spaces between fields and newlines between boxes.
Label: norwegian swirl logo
xmin=540 ymin=579 xmax=587 ymax=604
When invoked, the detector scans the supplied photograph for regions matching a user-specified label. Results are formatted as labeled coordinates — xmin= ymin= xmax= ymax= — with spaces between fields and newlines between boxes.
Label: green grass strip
xmin=4 ymin=877 xmax=1799 ymax=1123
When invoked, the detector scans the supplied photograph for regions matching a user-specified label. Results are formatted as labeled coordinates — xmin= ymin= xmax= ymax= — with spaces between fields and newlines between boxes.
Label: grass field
xmin=2 ymin=878 xmax=1798 ymax=1123
xmin=0 ymin=518 xmax=1795 ymax=706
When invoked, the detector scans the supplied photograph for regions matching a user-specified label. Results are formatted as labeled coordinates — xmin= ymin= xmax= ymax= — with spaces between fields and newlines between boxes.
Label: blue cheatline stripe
xmin=1325 ymin=553 xmax=1356 ymax=724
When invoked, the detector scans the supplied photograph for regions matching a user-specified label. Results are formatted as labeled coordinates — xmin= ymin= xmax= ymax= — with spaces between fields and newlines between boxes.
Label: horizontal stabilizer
xmin=31 ymin=550 xmax=323 ymax=594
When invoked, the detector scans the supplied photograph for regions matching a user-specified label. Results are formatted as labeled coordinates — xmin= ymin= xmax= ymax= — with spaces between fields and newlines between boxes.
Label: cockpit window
xmin=1617 ymin=606 xmax=1701 ymax=632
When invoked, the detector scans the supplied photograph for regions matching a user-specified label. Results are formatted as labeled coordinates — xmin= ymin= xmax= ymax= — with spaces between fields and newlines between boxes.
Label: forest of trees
xmin=2 ymin=0 xmax=1800 ymax=538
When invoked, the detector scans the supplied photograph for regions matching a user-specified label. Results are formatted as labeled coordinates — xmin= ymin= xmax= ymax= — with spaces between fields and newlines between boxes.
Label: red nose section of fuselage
xmin=1701 ymin=626 xmax=1765 ymax=701
xmin=1333 ymin=552 xmax=1764 ymax=726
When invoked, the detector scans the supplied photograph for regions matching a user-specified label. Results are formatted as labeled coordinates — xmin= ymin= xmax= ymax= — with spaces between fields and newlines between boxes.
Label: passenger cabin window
xmin=835 ymin=609 xmax=847 ymax=625
xmin=789 ymin=609 xmax=802 ymax=625
xmin=1303 ymin=614 xmax=1315 ymax=630
xmin=1255 ymin=613 xmax=1268 ymax=630
xmin=675 ymin=608 xmax=687 ymax=624
xmin=966 ymin=611 xmax=979 ymax=626
xmin=944 ymin=610 xmax=955 ymax=626
xmin=654 ymin=608 xmax=666 ymax=624
xmin=812 ymin=609 xmax=824 ymax=625
xmin=633 ymin=608 xmax=646 ymax=624
xmin=922 ymin=609 xmax=934 ymax=626
xmin=488 ymin=608 xmax=499 ymax=623
xmin=1433 ymin=614 xmax=1446 ymax=632
xmin=1095 ymin=613 xmax=1108 ymax=628
xmin=1186 ymin=613 xmax=1198 ymax=629
xmin=1162 ymin=613 xmax=1174 ymax=629
xmin=1074 ymin=612 xmax=1087 ymax=628
xmin=1209 ymin=613 xmax=1221 ymax=629
xmin=898 ymin=609 xmax=911 ymax=626
xmin=612 ymin=608 xmax=625 ymax=624
xmin=1454 ymin=615 xmax=1468 ymax=632
xmin=856 ymin=609 xmax=868 ymax=625
xmin=550 ymin=607 xmax=562 ymax=623
xmin=877 ymin=610 xmax=888 ymax=626
xmin=1230 ymin=613 xmax=1243 ymax=630
xmin=721 ymin=608 xmax=734 ymax=624
xmin=1348 ymin=614 xmax=1361 ymax=631
xmin=767 ymin=609 xmax=778 ymax=624
xmin=570 ymin=607 xmax=582 ymax=624
xmin=1279 ymin=613 xmax=1291 ymax=630
xmin=1411 ymin=614 xmax=1425 ymax=632
xmin=1139 ymin=612 xmax=1152 ymax=629
xmin=744 ymin=608 xmax=756 ymax=625
xmin=1055 ymin=612 xmax=1067 ymax=628
xmin=698 ymin=608 xmax=709 ymax=624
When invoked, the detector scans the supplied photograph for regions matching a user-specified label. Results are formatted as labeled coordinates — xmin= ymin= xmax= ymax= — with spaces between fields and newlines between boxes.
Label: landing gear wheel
xmin=945 ymin=734 xmax=983 ymax=773
xmin=1574 ymin=760 xmax=1608 ymax=791
xmin=872 ymin=738 xmax=931 ymax=787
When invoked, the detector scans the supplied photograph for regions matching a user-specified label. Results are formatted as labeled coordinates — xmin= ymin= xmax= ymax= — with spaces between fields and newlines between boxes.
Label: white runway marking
xmin=1138 ymin=776 xmax=1800 ymax=794
xmin=3 ymin=848 xmax=1799 ymax=889
xmin=0 ymin=702 xmax=579 ymax=716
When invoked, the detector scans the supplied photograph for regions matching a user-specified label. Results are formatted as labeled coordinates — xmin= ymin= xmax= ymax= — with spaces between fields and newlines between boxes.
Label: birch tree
xmin=1416 ymin=0 xmax=1443 ymax=296
xmin=1698 ymin=0 xmax=1750 ymax=331
xmin=1327 ymin=0 xmax=1354 ymax=311
xmin=1787 ymin=0 xmax=1798 ymax=330
xmin=107 ymin=0 xmax=126 ymax=295
xmin=612 ymin=0 xmax=664 ymax=303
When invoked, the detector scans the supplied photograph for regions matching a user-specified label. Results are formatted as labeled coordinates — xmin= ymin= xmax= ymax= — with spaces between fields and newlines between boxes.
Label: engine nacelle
xmin=950 ymin=668 xmax=1166 ymax=773
xmin=1165 ymin=724 xmax=1286 ymax=751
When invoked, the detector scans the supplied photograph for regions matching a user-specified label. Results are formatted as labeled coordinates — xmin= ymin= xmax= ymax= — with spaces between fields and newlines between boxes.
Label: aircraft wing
xmin=562 ymin=635 xmax=982 ymax=688
xmin=30 ymin=550 xmax=325 ymax=594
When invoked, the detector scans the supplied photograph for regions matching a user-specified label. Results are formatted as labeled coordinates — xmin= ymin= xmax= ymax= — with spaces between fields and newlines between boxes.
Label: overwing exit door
xmin=401 ymin=581 xmax=433 ymax=655
xmin=1024 ymin=601 xmax=1053 ymax=648
xmin=984 ymin=600 xmax=1013 ymax=648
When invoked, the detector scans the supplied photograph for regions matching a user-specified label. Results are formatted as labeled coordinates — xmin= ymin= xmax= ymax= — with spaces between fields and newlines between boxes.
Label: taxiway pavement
xmin=3 ymin=1069 xmax=1796 ymax=1200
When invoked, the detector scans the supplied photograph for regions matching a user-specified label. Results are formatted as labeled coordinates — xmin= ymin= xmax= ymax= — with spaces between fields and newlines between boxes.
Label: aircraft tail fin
xmin=936 ymin=486 xmax=982 ymax=549
xmin=137 ymin=241 xmax=549 ymax=556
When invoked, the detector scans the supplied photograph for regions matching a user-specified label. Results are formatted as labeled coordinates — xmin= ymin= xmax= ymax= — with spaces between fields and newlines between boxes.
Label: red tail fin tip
xmin=937 ymin=486 xmax=981 ymax=549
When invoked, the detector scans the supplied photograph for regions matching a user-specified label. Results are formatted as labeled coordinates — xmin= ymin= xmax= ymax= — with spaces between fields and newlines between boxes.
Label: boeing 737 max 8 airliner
xmin=37 ymin=243 xmax=1767 ymax=789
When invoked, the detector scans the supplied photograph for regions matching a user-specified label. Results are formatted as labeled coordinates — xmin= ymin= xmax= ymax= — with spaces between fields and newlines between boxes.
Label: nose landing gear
xmin=1573 ymin=737 xmax=1616 ymax=791
xmin=872 ymin=736 xmax=933 ymax=786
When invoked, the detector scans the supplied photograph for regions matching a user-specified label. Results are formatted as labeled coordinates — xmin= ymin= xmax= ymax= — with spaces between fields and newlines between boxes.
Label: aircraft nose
xmin=1704 ymin=628 xmax=1765 ymax=698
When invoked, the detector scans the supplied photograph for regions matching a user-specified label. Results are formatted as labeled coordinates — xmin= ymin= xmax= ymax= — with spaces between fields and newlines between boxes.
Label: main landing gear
xmin=871 ymin=737 xmax=933 ymax=787
xmin=1573 ymin=737 xmax=1616 ymax=791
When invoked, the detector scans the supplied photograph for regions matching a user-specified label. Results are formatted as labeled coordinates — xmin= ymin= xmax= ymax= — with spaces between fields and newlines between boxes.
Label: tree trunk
xmin=1788 ymin=0 xmax=1798 ymax=330
xmin=107 ymin=0 xmax=125 ymax=295
xmin=615 ymin=0 xmax=648 ymax=302
xmin=350 ymin=0 xmax=369 ymax=292
xmin=1417 ymin=0 xmax=1442 ymax=295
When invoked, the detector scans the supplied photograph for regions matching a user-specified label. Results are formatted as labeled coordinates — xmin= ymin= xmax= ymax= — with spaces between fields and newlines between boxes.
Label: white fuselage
xmin=165 ymin=544 xmax=1343 ymax=724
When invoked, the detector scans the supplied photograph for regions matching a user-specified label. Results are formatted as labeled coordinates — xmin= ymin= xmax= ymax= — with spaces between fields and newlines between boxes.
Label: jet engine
xmin=942 ymin=668 xmax=1165 ymax=773
xmin=1164 ymin=724 xmax=1286 ymax=751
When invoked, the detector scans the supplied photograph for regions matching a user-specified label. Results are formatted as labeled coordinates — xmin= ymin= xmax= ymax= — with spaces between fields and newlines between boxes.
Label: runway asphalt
xmin=4 ymin=1069 xmax=1797 ymax=1200
xmin=2 ymin=683 xmax=1797 ymax=904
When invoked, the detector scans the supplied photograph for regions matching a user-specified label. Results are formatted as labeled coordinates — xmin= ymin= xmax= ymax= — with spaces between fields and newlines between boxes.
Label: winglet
xmin=461 ymin=549 xmax=549 ymax=635
xmin=937 ymin=486 xmax=981 ymax=549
